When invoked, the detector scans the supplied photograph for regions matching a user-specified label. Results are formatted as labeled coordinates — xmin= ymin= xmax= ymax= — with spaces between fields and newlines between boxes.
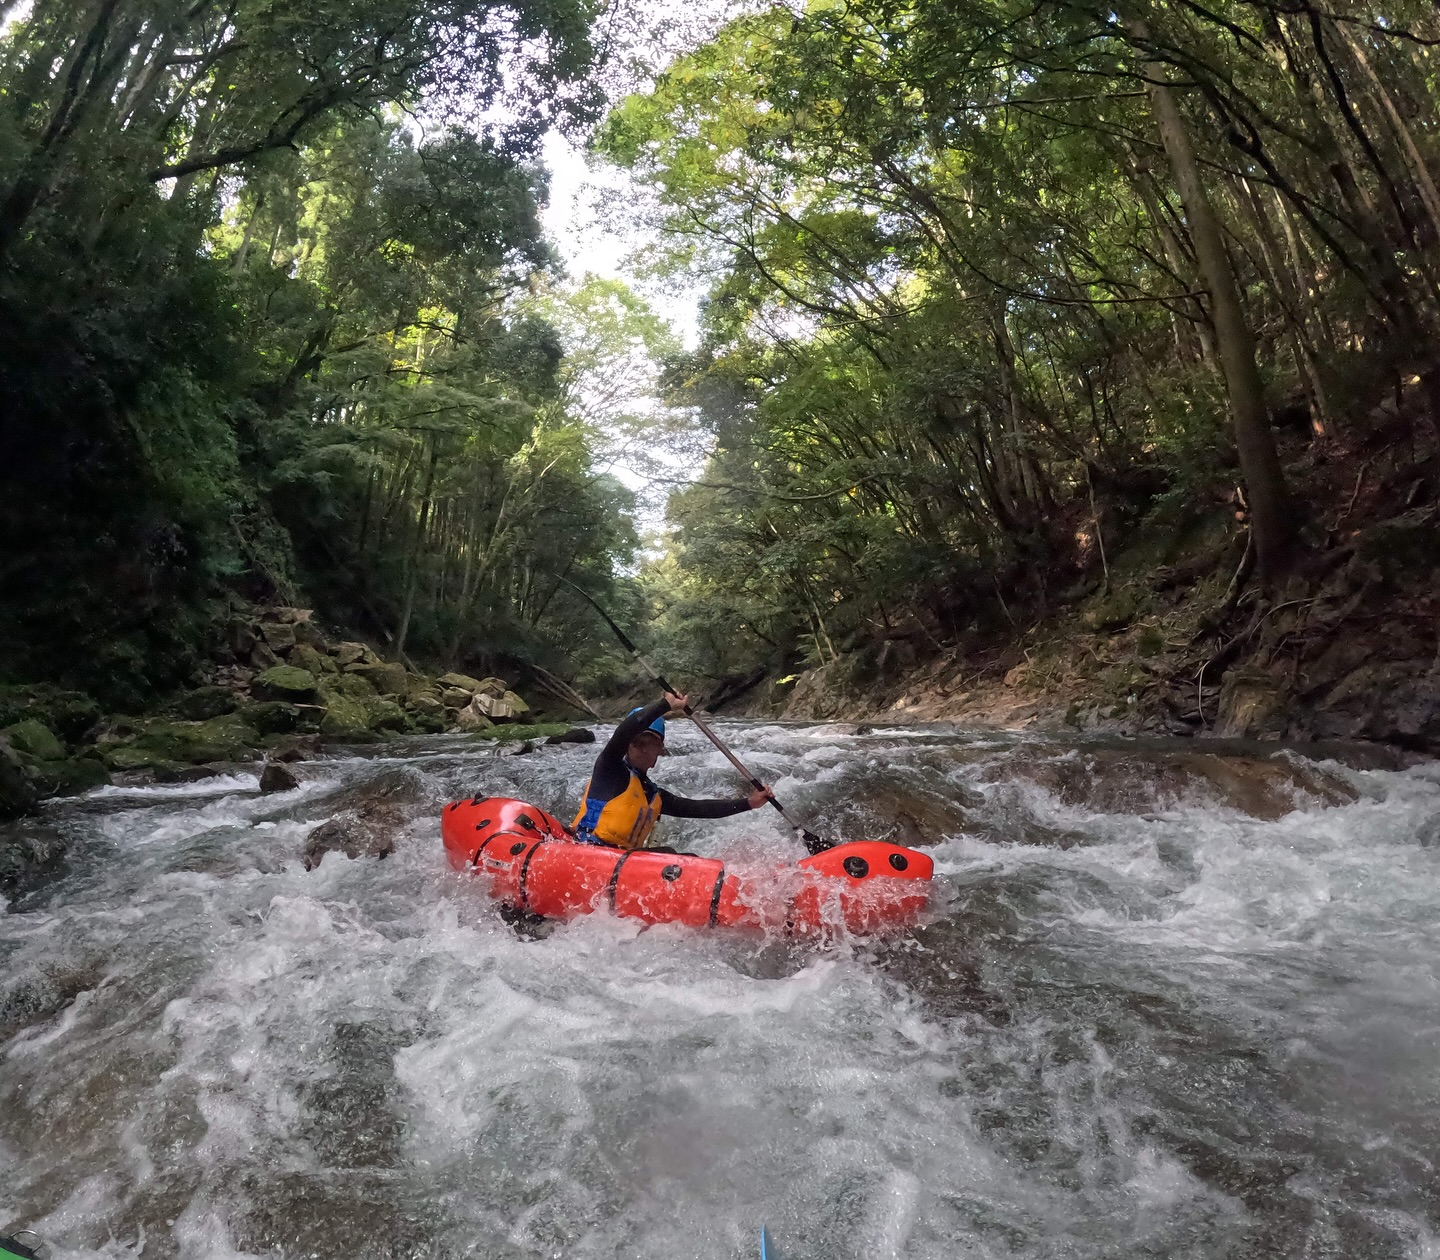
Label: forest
xmin=3 ymin=0 xmax=1439 ymax=740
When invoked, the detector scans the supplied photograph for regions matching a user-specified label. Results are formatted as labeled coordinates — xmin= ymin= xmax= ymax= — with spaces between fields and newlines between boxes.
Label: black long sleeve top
xmin=586 ymin=698 xmax=752 ymax=819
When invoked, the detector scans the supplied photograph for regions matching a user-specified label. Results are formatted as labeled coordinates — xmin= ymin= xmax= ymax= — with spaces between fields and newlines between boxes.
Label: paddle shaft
xmin=564 ymin=580 xmax=832 ymax=853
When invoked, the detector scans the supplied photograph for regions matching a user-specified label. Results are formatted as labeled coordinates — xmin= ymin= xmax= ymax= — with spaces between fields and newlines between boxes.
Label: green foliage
xmin=0 ymin=0 xmax=646 ymax=703
xmin=600 ymin=0 xmax=1440 ymax=679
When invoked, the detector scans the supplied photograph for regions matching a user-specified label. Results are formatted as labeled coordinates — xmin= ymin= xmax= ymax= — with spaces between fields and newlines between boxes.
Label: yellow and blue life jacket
xmin=573 ymin=767 xmax=661 ymax=850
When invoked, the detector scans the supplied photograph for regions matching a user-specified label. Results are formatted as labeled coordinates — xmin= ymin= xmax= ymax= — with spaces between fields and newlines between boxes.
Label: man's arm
xmin=657 ymin=788 xmax=754 ymax=820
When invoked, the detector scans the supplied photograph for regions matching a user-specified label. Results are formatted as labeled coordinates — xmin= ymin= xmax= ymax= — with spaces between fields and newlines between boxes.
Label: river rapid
xmin=2 ymin=723 xmax=1438 ymax=1260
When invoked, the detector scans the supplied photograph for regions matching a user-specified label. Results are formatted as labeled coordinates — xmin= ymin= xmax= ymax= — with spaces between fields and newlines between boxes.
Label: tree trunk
xmin=1137 ymin=39 xmax=1296 ymax=584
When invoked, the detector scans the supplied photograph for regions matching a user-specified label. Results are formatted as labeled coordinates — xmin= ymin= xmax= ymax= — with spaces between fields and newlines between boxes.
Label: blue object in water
xmin=760 ymin=1225 xmax=775 ymax=1259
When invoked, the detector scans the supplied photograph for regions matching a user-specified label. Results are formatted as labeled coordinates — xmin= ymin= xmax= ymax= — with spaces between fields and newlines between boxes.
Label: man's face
xmin=627 ymin=733 xmax=664 ymax=772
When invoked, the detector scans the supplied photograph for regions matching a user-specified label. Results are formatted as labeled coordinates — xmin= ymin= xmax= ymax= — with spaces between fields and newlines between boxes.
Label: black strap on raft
xmin=516 ymin=839 xmax=547 ymax=910
xmin=707 ymin=868 xmax=727 ymax=927
xmin=1 ymin=1232 xmax=46 ymax=1260
xmin=606 ymin=850 xmax=636 ymax=911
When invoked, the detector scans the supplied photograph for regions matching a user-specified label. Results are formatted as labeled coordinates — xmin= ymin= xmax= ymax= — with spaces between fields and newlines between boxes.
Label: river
xmin=2 ymin=723 xmax=1438 ymax=1259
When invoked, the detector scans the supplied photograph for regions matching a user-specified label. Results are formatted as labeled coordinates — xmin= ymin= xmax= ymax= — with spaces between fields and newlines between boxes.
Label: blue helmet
xmin=628 ymin=707 xmax=666 ymax=746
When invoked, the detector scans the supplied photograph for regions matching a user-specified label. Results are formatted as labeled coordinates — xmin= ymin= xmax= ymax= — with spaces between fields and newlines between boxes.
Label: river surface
xmin=2 ymin=723 xmax=1439 ymax=1260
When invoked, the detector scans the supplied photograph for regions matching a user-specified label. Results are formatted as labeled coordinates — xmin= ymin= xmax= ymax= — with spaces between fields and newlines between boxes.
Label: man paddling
xmin=572 ymin=691 xmax=774 ymax=850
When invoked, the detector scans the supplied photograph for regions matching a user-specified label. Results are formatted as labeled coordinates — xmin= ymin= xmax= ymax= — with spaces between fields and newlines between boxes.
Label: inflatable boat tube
xmin=441 ymin=797 xmax=933 ymax=936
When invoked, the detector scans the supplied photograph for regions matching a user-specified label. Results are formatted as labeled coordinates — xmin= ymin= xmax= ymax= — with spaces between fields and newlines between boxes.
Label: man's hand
xmin=747 ymin=785 xmax=775 ymax=810
xmin=664 ymin=690 xmax=690 ymax=713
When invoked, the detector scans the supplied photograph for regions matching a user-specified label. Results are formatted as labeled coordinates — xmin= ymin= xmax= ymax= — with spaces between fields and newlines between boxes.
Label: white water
xmin=2 ymin=725 xmax=1439 ymax=1259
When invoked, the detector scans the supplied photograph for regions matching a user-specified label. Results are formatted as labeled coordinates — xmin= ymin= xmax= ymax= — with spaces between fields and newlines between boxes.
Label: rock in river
xmin=302 ymin=804 xmax=402 ymax=870
xmin=259 ymin=762 xmax=300 ymax=794
xmin=252 ymin=666 xmax=320 ymax=703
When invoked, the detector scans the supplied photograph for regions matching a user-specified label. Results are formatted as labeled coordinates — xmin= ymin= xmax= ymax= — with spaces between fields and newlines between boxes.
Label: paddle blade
xmin=801 ymin=828 xmax=836 ymax=855
xmin=760 ymin=1225 xmax=775 ymax=1259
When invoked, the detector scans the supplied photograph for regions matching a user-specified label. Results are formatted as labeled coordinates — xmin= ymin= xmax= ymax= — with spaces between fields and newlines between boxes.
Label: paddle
xmin=564 ymin=579 xmax=836 ymax=855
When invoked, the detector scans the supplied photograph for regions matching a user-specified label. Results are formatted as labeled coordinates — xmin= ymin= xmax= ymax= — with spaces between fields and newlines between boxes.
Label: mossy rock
xmin=1081 ymin=589 xmax=1145 ymax=633
xmin=1135 ymin=625 xmax=1166 ymax=658
xmin=25 ymin=756 xmax=111 ymax=797
xmin=405 ymin=688 xmax=444 ymax=716
xmin=0 ymin=685 xmax=101 ymax=742
xmin=437 ymin=672 xmax=487 ymax=694
xmin=174 ymin=685 xmax=239 ymax=721
xmin=366 ymin=699 xmax=411 ymax=732
xmin=289 ymin=643 xmax=337 ymax=676
xmin=322 ymin=673 xmax=377 ymax=703
xmin=253 ymin=665 xmax=319 ymax=702
xmin=470 ymin=722 xmax=571 ymax=743
xmin=3 ymin=718 xmax=65 ymax=761
xmin=320 ymin=694 xmax=371 ymax=739
xmin=344 ymin=661 xmax=410 ymax=696
xmin=102 ymin=745 xmax=176 ymax=772
xmin=0 ymin=738 xmax=38 ymax=819
xmin=239 ymin=701 xmax=303 ymax=735
xmin=409 ymin=710 xmax=447 ymax=735
xmin=113 ymin=715 xmax=262 ymax=766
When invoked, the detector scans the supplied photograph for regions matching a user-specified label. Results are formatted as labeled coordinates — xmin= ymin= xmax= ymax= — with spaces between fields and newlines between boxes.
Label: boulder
xmin=437 ymin=672 xmax=488 ymax=695
xmin=405 ymin=686 xmax=444 ymax=716
xmin=0 ymin=686 xmax=101 ymax=743
xmin=1214 ymin=669 xmax=1289 ymax=740
xmin=238 ymin=700 xmax=303 ymax=735
xmin=344 ymin=661 xmax=409 ymax=696
xmin=252 ymin=665 xmax=319 ymax=702
xmin=0 ymin=738 xmax=39 ymax=819
xmin=439 ymin=687 xmax=473 ymax=710
xmin=320 ymin=694 xmax=371 ymax=739
xmin=409 ymin=710 xmax=447 ymax=735
xmin=3 ymin=718 xmax=65 ymax=761
xmin=475 ymin=689 xmax=529 ymax=719
xmin=0 ymin=826 xmax=67 ymax=891
xmin=545 ymin=727 xmax=597 ymax=745
xmin=293 ymin=619 xmax=329 ymax=650
xmin=454 ymin=696 xmax=495 ymax=730
xmin=332 ymin=642 xmax=378 ymax=667
xmin=365 ymin=698 xmax=410 ymax=732
xmin=266 ymin=606 xmax=314 ymax=625
xmin=249 ymin=641 xmax=280 ymax=670
xmin=1311 ymin=661 xmax=1440 ymax=747
xmin=1081 ymin=588 xmax=1144 ymax=633
xmin=259 ymin=761 xmax=300 ymax=794
xmin=288 ymin=643 xmax=336 ymax=676
xmin=266 ymin=740 xmax=315 ymax=762
xmin=322 ymin=673 xmax=377 ymax=703
xmin=303 ymin=805 xmax=402 ymax=870
xmin=174 ymin=685 xmax=239 ymax=721
xmin=153 ymin=763 xmax=229 ymax=784
xmin=259 ymin=621 xmax=297 ymax=652
xmin=23 ymin=757 xmax=111 ymax=797
xmin=112 ymin=715 xmax=262 ymax=766
xmin=229 ymin=617 xmax=258 ymax=657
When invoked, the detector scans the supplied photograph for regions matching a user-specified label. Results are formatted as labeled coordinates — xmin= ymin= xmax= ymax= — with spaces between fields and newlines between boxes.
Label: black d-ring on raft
xmin=842 ymin=855 xmax=870 ymax=878
xmin=889 ymin=852 xmax=909 ymax=872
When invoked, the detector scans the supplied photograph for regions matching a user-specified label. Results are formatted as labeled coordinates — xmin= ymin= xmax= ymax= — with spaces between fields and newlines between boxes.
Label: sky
xmin=536 ymin=129 xmax=707 ymax=538
xmin=539 ymin=131 xmax=702 ymax=349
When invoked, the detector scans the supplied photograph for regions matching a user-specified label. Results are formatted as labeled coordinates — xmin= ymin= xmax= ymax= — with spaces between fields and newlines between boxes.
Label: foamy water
xmin=2 ymin=725 xmax=1438 ymax=1259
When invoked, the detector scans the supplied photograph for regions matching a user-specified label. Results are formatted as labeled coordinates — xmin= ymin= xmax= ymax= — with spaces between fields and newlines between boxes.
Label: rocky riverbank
xmin=0 ymin=603 xmax=579 ymax=854
xmin=722 ymin=501 xmax=1440 ymax=760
